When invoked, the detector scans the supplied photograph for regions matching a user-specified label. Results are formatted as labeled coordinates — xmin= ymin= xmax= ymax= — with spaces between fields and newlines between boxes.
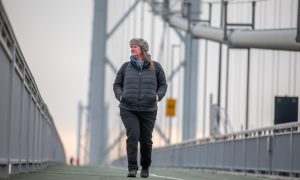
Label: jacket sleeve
xmin=113 ymin=62 xmax=127 ymax=101
xmin=155 ymin=62 xmax=168 ymax=101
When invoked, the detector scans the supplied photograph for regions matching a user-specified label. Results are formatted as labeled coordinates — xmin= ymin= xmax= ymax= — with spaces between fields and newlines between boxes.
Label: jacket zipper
xmin=138 ymin=70 xmax=142 ymax=109
xmin=138 ymin=70 xmax=142 ymax=99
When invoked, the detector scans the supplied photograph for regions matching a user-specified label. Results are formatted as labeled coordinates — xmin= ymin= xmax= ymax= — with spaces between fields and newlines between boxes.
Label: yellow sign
xmin=166 ymin=98 xmax=176 ymax=117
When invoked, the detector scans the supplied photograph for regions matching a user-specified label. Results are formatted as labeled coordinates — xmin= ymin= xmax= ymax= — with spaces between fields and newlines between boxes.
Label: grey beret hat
xmin=130 ymin=38 xmax=149 ymax=52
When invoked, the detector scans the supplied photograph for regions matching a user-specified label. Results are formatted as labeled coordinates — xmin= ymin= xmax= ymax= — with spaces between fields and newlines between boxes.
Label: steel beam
xmin=182 ymin=0 xmax=200 ymax=141
xmin=168 ymin=15 xmax=300 ymax=51
xmin=88 ymin=0 xmax=108 ymax=165
xmin=296 ymin=0 xmax=300 ymax=42
xmin=76 ymin=102 xmax=83 ymax=165
xmin=105 ymin=57 xmax=118 ymax=74
xmin=106 ymin=0 xmax=140 ymax=39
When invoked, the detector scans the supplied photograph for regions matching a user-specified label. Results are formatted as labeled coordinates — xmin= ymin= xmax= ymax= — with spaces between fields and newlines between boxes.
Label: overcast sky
xmin=2 ymin=0 xmax=94 ymax=161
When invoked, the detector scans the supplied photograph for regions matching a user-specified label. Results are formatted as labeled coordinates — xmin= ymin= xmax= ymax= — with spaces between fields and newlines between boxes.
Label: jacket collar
xmin=130 ymin=56 xmax=149 ymax=71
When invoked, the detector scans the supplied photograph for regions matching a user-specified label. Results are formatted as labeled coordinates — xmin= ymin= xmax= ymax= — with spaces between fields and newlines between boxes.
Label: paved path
xmin=1 ymin=165 xmax=266 ymax=180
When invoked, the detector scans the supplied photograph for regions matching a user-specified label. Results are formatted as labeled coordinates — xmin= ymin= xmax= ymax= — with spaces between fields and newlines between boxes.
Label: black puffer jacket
xmin=113 ymin=60 xmax=168 ymax=112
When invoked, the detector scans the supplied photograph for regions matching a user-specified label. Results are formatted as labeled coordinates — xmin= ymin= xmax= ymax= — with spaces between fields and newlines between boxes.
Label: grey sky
xmin=2 ymin=0 xmax=93 ymax=160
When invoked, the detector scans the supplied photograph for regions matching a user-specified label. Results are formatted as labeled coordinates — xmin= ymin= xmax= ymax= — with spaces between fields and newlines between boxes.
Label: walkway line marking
xmin=150 ymin=173 xmax=185 ymax=180
xmin=111 ymin=166 xmax=185 ymax=180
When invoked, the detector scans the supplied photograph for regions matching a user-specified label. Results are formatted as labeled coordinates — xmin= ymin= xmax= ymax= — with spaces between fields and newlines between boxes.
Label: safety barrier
xmin=113 ymin=122 xmax=300 ymax=178
xmin=0 ymin=2 xmax=65 ymax=177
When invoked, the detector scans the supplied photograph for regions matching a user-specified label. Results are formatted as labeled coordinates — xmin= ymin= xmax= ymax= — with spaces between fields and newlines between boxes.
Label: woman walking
xmin=113 ymin=38 xmax=167 ymax=178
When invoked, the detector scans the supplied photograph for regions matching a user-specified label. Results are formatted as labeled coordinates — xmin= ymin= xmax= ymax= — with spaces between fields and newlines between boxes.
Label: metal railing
xmin=113 ymin=122 xmax=300 ymax=178
xmin=0 ymin=2 xmax=65 ymax=177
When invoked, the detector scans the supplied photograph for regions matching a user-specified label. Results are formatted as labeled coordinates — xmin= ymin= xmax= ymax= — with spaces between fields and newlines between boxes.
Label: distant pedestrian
xmin=113 ymin=38 xmax=167 ymax=178
xmin=69 ymin=156 xmax=74 ymax=165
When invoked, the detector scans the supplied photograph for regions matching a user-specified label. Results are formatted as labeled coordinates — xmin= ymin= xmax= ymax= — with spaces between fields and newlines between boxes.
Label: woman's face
xmin=130 ymin=44 xmax=142 ymax=57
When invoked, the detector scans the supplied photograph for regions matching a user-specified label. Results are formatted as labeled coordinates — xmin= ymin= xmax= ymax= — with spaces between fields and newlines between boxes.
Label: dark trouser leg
xmin=138 ymin=111 xmax=157 ymax=169
xmin=120 ymin=109 xmax=140 ymax=170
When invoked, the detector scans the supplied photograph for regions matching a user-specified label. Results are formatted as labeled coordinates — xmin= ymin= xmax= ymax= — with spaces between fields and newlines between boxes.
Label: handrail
xmin=153 ymin=122 xmax=300 ymax=150
xmin=0 ymin=1 xmax=66 ymax=177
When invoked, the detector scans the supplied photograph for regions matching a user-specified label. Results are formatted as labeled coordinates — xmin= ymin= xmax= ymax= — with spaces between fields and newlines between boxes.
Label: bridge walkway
xmin=1 ymin=165 xmax=265 ymax=180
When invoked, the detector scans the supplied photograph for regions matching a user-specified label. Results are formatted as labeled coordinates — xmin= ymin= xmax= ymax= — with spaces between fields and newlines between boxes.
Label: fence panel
xmin=9 ymin=71 xmax=23 ymax=163
xmin=113 ymin=124 xmax=300 ymax=178
xmin=0 ymin=42 xmax=11 ymax=164
xmin=20 ymin=88 xmax=30 ymax=163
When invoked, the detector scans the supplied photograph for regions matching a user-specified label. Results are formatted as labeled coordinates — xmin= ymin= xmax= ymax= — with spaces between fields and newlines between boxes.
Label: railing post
xmin=256 ymin=131 xmax=260 ymax=174
xmin=296 ymin=0 xmax=300 ymax=42
xmin=231 ymin=138 xmax=234 ymax=171
xmin=290 ymin=127 xmax=294 ymax=177
xmin=7 ymin=43 xmax=16 ymax=175
xmin=31 ymin=96 xmax=37 ymax=170
xmin=18 ymin=53 xmax=26 ymax=173
xmin=27 ymin=90 xmax=32 ymax=170
xmin=243 ymin=133 xmax=246 ymax=174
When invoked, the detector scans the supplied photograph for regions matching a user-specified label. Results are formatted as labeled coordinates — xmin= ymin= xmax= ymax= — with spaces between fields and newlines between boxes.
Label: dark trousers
xmin=120 ymin=108 xmax=157 ymax=170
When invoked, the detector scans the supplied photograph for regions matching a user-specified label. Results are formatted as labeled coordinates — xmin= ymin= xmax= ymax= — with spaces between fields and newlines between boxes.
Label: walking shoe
xmin=127 ymin=169 xmax=137 ymax=177
xmin=140 ymin=168 xmax=149 ymax=178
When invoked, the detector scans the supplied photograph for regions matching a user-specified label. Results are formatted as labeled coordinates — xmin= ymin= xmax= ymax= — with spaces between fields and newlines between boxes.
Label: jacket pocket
xmin=143 ymin=95 xmax=156 ymax=104
xmin=122 ymin=96 xmax=136 ymax=106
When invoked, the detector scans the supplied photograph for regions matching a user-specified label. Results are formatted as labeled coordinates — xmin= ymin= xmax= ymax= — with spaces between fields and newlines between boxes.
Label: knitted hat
xmin=130 ymin=38 xmax=149 ymax=52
